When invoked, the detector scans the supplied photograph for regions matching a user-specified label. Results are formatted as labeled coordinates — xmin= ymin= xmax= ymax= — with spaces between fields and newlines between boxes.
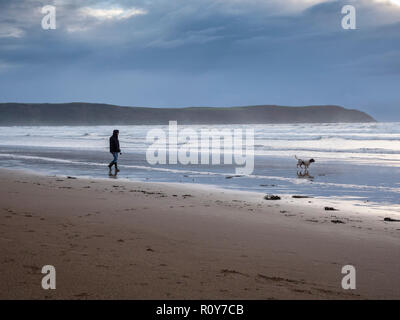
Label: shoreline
xmin=2 ymin=124 xmax=400 ymax=208
xmin=1 ymin=168 xmax=399 ymax=299
xmin=4 ymin=165 xmax=400 ymax=217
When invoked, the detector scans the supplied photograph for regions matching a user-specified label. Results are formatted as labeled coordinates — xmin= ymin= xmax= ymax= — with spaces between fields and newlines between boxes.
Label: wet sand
xmin=0 ymin=168 xmax=399 ymax=299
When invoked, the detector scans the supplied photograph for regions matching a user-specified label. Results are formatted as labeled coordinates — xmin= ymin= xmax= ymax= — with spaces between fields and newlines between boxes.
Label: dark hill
xmin=0 ymin=103 xmax=376 ymax=125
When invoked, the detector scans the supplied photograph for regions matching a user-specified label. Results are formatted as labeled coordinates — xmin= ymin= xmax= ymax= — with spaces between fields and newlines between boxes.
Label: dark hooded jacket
xmin=109 ymin=134 xmax=120 ymax=153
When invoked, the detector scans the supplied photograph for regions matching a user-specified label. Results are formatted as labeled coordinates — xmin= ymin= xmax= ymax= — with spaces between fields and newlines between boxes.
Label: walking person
xmin=108 ymin=129 xmax=121 ymax=174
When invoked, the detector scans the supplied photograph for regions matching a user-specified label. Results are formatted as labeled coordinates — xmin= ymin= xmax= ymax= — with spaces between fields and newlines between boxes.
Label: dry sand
xmin=0 ymin=168 xmax=399 ymax=299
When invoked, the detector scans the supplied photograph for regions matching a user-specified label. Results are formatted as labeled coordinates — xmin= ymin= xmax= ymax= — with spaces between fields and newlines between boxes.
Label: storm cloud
xmin=0 ymin=0 xmax=399 ymax=120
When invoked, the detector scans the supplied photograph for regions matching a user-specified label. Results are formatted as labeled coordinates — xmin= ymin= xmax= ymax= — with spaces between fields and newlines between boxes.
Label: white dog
xmin=295 ymin=155 xmax=315 ymax=170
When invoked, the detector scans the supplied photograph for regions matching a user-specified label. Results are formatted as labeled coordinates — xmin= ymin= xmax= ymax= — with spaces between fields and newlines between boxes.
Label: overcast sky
xmin=0 ymin=0 xmax=399 ymax=120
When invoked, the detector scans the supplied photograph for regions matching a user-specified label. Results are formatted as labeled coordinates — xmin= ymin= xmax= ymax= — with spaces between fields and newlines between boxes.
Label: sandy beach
xmin=0 ymin=168 xmax=399 ymax=300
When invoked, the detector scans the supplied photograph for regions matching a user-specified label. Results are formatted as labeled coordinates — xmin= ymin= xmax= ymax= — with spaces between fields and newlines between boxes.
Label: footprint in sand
xmin=220 ymin=269 xmax=248 ymax=277
xmin=23 ymin=265 xmax=41 ymax=274
xmin=257 ymin=273 xmax=304 ymax=285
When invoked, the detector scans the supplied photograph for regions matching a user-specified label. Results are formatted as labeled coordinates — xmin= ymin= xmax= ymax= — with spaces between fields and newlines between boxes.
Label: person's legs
xmin=108 ymin=152 xmax=118 ymax=169
xmin=113 ymin=152 xmax=120 ymax=172
xmin=113 ymin=152 xmax=119 ymax=163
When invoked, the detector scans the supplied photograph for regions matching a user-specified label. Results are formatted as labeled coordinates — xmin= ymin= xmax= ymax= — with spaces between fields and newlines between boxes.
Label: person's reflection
xmin=109 ymin=170 xmax=118 ymax=178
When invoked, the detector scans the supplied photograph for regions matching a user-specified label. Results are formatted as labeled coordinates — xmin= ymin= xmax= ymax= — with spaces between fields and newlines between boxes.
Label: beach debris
xmin=324 ymin=207 xmax=338 ymax=211
xmin=146 ymin=247 xmax=155 ymax=252
xmin=292 ymin=195 xmax=312 ymax=199
xmin=128 ymin=189 xmax=165 ymax=196
xmin=264 ymin=195 xmax=281 ymax=200
xmin=220 ymin=269 xmax=247 ymax=277
xmin=384 ymin=217 xmax=400 ymax=222
xmin=67 ymin=176 xmax=77 ymax=179
xmin=226 ymin=175 xmax=242 ymax=179
xmin=331 ymin=219 xmax=345 ymax=224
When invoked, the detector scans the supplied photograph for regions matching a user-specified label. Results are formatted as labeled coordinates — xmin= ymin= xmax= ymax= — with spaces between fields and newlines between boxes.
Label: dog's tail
xmin=295 ymin=155 xmax=298 ymax=160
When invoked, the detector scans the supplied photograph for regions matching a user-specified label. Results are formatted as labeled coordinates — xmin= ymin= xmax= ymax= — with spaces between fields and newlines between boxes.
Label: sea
xmin=0 ymin=122 xmax=399 ymax=212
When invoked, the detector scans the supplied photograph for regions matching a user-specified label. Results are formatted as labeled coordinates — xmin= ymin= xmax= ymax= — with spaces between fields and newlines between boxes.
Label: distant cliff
xmin=0 ymin=103 xmax=376 ymax=125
